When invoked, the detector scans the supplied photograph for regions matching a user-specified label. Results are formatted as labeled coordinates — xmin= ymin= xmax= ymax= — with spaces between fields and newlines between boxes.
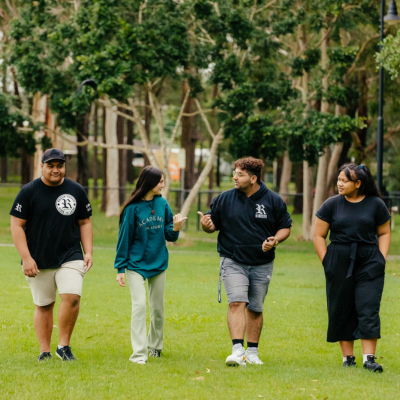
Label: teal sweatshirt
xmin=114 ymin=196 xmax=179 ymax=279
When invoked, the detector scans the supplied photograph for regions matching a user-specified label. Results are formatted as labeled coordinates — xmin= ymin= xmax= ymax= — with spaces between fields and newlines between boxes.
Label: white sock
xmin=58 ymin=345 xmax=64 ymax=349
xmin=363 ymin=354 xmax=374 ymax=364
xmin=343 ymin=356 xmax=348 ymax=363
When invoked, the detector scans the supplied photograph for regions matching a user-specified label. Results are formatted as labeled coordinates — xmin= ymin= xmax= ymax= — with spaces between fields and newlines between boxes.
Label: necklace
xmin=143 ymin=197 xmax=155 ymax=215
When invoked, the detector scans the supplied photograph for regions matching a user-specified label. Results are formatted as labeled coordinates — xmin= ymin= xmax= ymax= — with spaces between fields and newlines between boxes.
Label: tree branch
xmin=138 ymin=0 xmax=148 ymax=24
xmin=146 ymin=85 xmax=171 ymax=179
xmin=254 ymin=0 xmax=277 ymax=15
xmin=167 ymin=88 xmax=190 ymax=159
xmin=194 ymin=19 xmax=216 ymax=45
xmin=345 ymin=32 xmax=385 ymax=79
xmin=211 ymin=2 xmax=220 ymax=16
xmin=5 ymin=0 xmax=16 ymax=16
xmin=367 ymin=124 xmax=400 ymax=154
xmin=194 ymin=98 xmax=216 ymax=139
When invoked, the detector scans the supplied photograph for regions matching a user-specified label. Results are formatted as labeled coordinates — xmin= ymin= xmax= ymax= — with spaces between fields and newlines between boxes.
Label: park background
xmin=2 ymin=0 xmax=400 ymax=398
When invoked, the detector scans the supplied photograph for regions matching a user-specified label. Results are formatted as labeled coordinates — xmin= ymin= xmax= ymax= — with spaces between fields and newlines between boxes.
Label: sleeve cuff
xmin=117 ymin=268 xmax=126 ymax=274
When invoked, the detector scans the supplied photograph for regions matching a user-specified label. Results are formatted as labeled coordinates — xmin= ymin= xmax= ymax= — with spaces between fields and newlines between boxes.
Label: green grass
xmin=1 ymin=187 xmax=400 ymax=399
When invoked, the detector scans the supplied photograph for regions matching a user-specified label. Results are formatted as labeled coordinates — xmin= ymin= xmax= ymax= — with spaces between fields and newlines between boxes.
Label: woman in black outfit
xmin=314 ymin=164 xmax=391 ymax=372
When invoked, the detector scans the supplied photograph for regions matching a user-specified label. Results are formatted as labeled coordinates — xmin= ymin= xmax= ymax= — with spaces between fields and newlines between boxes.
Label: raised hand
xmin=173 ymin=214 xmax=188 ymax=232
xmin=197 ymin=211 xmax=216 ymax=233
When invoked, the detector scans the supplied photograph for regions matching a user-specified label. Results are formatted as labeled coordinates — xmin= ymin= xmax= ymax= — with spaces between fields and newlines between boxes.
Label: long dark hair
xmin=338 ymin=163 xmax=381 ymax=198
xmin=120 ymin=166 xmax=163 ymax=223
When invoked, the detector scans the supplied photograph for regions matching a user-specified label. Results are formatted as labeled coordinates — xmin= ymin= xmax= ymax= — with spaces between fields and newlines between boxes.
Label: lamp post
xmin=377 ymin=0 xmax=400 ymax=191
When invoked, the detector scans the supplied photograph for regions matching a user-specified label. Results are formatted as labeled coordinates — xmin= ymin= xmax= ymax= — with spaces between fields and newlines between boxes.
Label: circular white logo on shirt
xmin=55 ymin=194 xmax=77 ymax=216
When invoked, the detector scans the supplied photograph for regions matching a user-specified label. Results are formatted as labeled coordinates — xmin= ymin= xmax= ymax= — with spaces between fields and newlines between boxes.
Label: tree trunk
xmin=311 ymin=28 xmax=331 ymax=234
xmin=12 ymin=158 xmax=19 ymax=176
xmin=117 ymin=108 xmax=126 ymax=205
xmin=93 ymin=104 xmax=99 ymax=199
xmin=353 ymin=70 xmax=369 ymax=163
xmin=293 ymin=162 xmax=303 ymax=214
xmin=0 ymin=157 xmax=7 ymax=183
xmin=312 ymin=148 xmax=330 ymax=222
xmin=302 ymin=161 xmax=314 ymax=240
xmin=77 ymin=112 xmax=90 ymax=191
xmin=196 ymin=139 xmax=204 ymax=180
xmin=126 ymin=111 xmax=135 ymax=184
xmin=207 ymin=165 xmax=214 ymax=207
xmin=279 ymin=151 xmax=292 ymax=204
xmin=105 ymin=106 xmax=120 ymax=217
xmin=181 ymin=80 xmax=197 ymax=189
xmin=180 ymin=129 xmax=223 ymax=217
xmin=32 ymin=93 xmax=47 ymax=179
xmin=101 ymin=107 xmax=107 ymax=212
xmin=216 ymin=149 xmax=221 ymax=187
xmin=144 ymin=91 xmax=152 ymax=167
xmin=273 ymin=157 xmax=283 ymax=190
xmin=327 ymin=105 xmax=345 ymax=194
xmin=21 ymin=149 xmax=32 ymax=184
xmin=327 ymin=143 xmax=343 ymax=195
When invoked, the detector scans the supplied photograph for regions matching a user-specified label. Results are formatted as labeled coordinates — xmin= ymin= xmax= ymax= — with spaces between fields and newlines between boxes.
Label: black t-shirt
xmin=10 ymin=178 xmax=92 ymax=269
xmin=316 ymin=195 xmax=390 ymax=244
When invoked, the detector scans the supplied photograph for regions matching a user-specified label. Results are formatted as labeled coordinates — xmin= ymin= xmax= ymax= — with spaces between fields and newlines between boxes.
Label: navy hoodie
xmin=208 ymin=182 xmax=292 ymax=266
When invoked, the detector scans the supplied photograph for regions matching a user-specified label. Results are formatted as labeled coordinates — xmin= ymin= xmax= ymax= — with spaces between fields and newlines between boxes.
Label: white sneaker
xmin=245 ymin=347 xmax=263 ymax=365
xmin=134 ymin=360 xmax=146 ymax=365
xmin=225 ymin=344 xmax=246 ymax=366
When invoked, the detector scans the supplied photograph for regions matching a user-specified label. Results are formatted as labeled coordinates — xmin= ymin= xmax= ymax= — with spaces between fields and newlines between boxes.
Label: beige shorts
xmin=25 ymin=260 xmax=86 ymax=306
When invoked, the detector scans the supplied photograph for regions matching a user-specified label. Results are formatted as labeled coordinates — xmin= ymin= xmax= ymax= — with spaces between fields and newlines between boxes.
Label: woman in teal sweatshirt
xmin=115 ymin=166 xmax=187 ymax=364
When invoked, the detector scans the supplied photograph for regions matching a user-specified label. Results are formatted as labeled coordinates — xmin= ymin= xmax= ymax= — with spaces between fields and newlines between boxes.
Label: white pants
xmin=126 ymin=270 xmax=166 ymax=363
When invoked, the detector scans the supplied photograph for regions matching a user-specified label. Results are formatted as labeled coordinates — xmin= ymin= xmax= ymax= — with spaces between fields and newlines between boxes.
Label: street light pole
xmin=377 ymin=0 xmax=400 ymax=192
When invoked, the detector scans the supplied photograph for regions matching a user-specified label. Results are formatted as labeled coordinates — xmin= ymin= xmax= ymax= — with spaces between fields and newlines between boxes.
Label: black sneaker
xmin=38 ymin=352 xmax=52 ymax=362
xmin=149 ymin=349 xmax=161 ymax=358
xmin=343 ymin=355 xmax=356 ymax=367
xmin=56 ymin=346 xmax=76 ymax=361
xmin=363 ymin=355 xmax=383 ymax=372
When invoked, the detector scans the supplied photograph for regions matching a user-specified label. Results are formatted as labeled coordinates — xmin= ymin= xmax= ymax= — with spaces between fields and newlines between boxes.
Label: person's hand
xmin=22 ymin=257 xmax=40 ymax=277
xmin=116 ymin=273 xmax=126 ymax=287
xmin=262 ymin=237 xmax=277 ymax=252
xmin=83 ymin=253 xmax=93 ymax=272
xmin=197 ymin=212 xmax=216 ymax=233
xmin=173 ymin=214 xmax=188 ymax=232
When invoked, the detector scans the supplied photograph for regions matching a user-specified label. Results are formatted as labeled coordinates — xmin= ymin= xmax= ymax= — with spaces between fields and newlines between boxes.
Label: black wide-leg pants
xmin=323 ymin=243 xmax=385 ymax=343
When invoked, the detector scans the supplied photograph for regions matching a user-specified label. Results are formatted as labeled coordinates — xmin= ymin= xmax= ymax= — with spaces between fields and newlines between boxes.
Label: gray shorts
xmin=220 ymin=257 xmax=274 ymax=312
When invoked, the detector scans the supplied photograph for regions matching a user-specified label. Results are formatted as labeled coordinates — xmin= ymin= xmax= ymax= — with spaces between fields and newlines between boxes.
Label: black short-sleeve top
xmin=9 ymin=178 xmax=92 ymax=269
xmin=316 ymin=195 xmax=390 ymax=244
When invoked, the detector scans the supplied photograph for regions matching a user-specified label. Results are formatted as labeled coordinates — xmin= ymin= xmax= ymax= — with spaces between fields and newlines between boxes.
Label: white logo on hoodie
xmin=255 ymin=204 xmax=267 ymax=219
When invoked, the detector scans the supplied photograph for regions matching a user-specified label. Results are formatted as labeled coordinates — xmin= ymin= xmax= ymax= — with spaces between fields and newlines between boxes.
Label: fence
xmin=3 ymin=183 xmax=399 ymax=231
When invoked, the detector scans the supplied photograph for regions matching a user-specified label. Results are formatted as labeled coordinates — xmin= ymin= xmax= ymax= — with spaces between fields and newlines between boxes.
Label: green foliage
xmin=289 ymin=49 xmax=321 ymax=76
xmin=326 ymin=86 xmax=360 ymax=108
xmin=288 ymin=111 xmax=365 ymax=166
xmin=329 ymin=46 xmax=358 ymax=79
xmin=10 ymin=0 xmax=192 ymax=130
xmin=376 ymin=31 xmax=400 ymax=80
xmin=40 ymin=135 xmax=53 ymax=152
xmin=0 ymin=95 xmax=38 ymax=158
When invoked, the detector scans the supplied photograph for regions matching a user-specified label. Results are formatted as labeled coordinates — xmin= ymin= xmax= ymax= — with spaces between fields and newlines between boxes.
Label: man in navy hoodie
xmin=198 ymin=157 xmax=292 ymax=366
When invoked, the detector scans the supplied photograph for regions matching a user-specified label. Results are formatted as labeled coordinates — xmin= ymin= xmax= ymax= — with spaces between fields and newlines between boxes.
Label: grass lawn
xmin=1 ymin=186 xmax=400 ymax=399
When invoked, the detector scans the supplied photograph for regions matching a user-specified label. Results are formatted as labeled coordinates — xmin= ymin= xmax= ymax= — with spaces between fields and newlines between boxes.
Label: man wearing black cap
xmin=10 ymin=148 xmax=93 ymax=362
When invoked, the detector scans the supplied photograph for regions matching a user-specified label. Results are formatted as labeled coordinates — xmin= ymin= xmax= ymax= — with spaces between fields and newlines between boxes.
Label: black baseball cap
xmin=42 ymin=148 xmax=66 ymax=163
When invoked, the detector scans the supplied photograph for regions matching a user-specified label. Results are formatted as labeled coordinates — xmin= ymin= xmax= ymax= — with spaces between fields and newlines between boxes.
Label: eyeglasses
xmin=232 ymin=170 xmax=249 ymax=178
